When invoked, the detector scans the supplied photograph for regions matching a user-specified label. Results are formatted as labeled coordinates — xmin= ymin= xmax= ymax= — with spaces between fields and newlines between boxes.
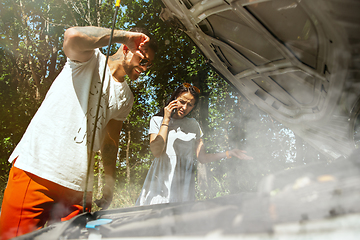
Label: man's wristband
xmin=161 ymin=124 xmax=169 ymax=127
xmin=226 ymin=151 xmax=231 ymax=159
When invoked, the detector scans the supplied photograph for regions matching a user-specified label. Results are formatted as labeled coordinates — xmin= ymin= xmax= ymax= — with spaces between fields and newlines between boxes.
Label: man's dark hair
xmin=130 ymin=27 xmax=158 ymax=53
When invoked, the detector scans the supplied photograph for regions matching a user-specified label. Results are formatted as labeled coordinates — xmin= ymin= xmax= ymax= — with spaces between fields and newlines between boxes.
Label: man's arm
xmin=63 ymin=26 xmax=150 ymax=62
xmin=96 ymin=119 xmax=123 ymax=210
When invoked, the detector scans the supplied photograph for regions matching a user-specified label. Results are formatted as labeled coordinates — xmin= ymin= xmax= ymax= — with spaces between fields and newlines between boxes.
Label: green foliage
xmin=0 ymin=0 xmax=330 ymax=210
xmin=0 ymin=0 xmax=72 ymax=182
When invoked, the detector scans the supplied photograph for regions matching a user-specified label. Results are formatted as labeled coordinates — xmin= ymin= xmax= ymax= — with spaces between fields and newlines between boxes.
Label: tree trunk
xmin=194 ymin=69 xmax=211 ymax=192
xmin=97 ymin=154 xmax=103 ymax=199
xmin=18 ymin=0 xmax=42 ymax=101
xmin=197 ymin=162 xmax=208 ymax=192
xmin=295 ymin=135 xmax=304 ymax=166
xmin=96 ymin=0 xmax=102 ymax=27
xmin=126 ymin=130 xmax=131 ymax=183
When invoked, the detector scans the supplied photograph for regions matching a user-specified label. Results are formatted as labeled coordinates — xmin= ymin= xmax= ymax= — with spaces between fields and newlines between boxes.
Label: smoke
xmin=196 ymin=91 xmax=335 ymax=201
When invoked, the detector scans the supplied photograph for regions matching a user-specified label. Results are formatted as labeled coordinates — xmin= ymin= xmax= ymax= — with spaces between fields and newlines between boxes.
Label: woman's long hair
xmin=155 ymin=84 xmax=200 ymax=117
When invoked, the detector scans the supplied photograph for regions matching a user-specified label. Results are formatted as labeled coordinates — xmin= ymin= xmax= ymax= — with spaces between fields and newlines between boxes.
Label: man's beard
xmin=122 ymin=58 xmax=139 ymax=81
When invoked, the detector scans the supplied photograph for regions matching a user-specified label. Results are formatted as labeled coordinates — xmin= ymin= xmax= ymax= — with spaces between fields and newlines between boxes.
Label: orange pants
xmin=0 ymin=165 xmax=92 ymax=240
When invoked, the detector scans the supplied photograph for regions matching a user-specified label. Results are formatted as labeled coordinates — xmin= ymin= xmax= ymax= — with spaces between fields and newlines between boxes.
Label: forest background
xmin=0 ymin=0 xmax=330 ymax=210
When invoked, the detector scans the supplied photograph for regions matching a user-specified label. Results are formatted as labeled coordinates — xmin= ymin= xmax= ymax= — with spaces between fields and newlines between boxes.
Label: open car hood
xmin=160 ymin=0 xmax=360 ymax=159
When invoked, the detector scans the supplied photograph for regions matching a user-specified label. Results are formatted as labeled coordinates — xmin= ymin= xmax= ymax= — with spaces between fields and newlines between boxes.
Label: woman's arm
xmin=149 ymin=131 xmax=167 ymax=158
xmin=196 ymin=138 xmax=253 ymax=164
xmin=149 ymin=99 xmax=179 ymax=158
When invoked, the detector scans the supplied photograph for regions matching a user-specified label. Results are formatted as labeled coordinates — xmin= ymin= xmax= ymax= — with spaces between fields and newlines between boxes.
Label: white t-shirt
xmin=137 ymin=116 xmax=203 ymax=205
xmin=9 ymin=49 xmax=134 ymax=191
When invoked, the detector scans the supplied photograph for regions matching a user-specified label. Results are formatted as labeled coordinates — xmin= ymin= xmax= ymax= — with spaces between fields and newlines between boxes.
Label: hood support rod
xmin=83 ymin=0 xmax=122 ymax=213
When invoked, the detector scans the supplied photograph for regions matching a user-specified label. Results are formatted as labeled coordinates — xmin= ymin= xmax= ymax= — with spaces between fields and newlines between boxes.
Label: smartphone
xmin=171 ymin=97 xmax=177 ymax=117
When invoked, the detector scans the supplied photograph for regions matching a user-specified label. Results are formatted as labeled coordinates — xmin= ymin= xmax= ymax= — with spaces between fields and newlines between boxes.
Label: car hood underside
xmin=160 ymin=0 xmax=360 ymax=159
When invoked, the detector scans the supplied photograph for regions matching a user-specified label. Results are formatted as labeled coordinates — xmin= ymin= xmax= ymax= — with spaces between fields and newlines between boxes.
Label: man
xmin=0 ymin=26 xmax=157 ymax=239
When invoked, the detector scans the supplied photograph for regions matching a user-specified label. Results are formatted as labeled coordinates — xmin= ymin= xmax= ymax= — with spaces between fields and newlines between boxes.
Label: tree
xmin=0 ymin=0 xmax=72 ymax=177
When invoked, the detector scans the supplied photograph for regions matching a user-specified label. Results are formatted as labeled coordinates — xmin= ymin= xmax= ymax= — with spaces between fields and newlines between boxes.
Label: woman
xmin=136 ymin=83 xmax=252 ymax=205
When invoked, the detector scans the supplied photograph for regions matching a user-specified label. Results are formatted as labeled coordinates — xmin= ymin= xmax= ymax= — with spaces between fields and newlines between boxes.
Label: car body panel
xmin=15 ymin=150 xmax=360 ymax=239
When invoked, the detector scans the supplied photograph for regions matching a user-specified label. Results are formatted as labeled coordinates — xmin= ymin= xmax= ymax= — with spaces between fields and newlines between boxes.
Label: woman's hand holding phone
xmin=164 ymin=98 xmax=178 ymax=120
